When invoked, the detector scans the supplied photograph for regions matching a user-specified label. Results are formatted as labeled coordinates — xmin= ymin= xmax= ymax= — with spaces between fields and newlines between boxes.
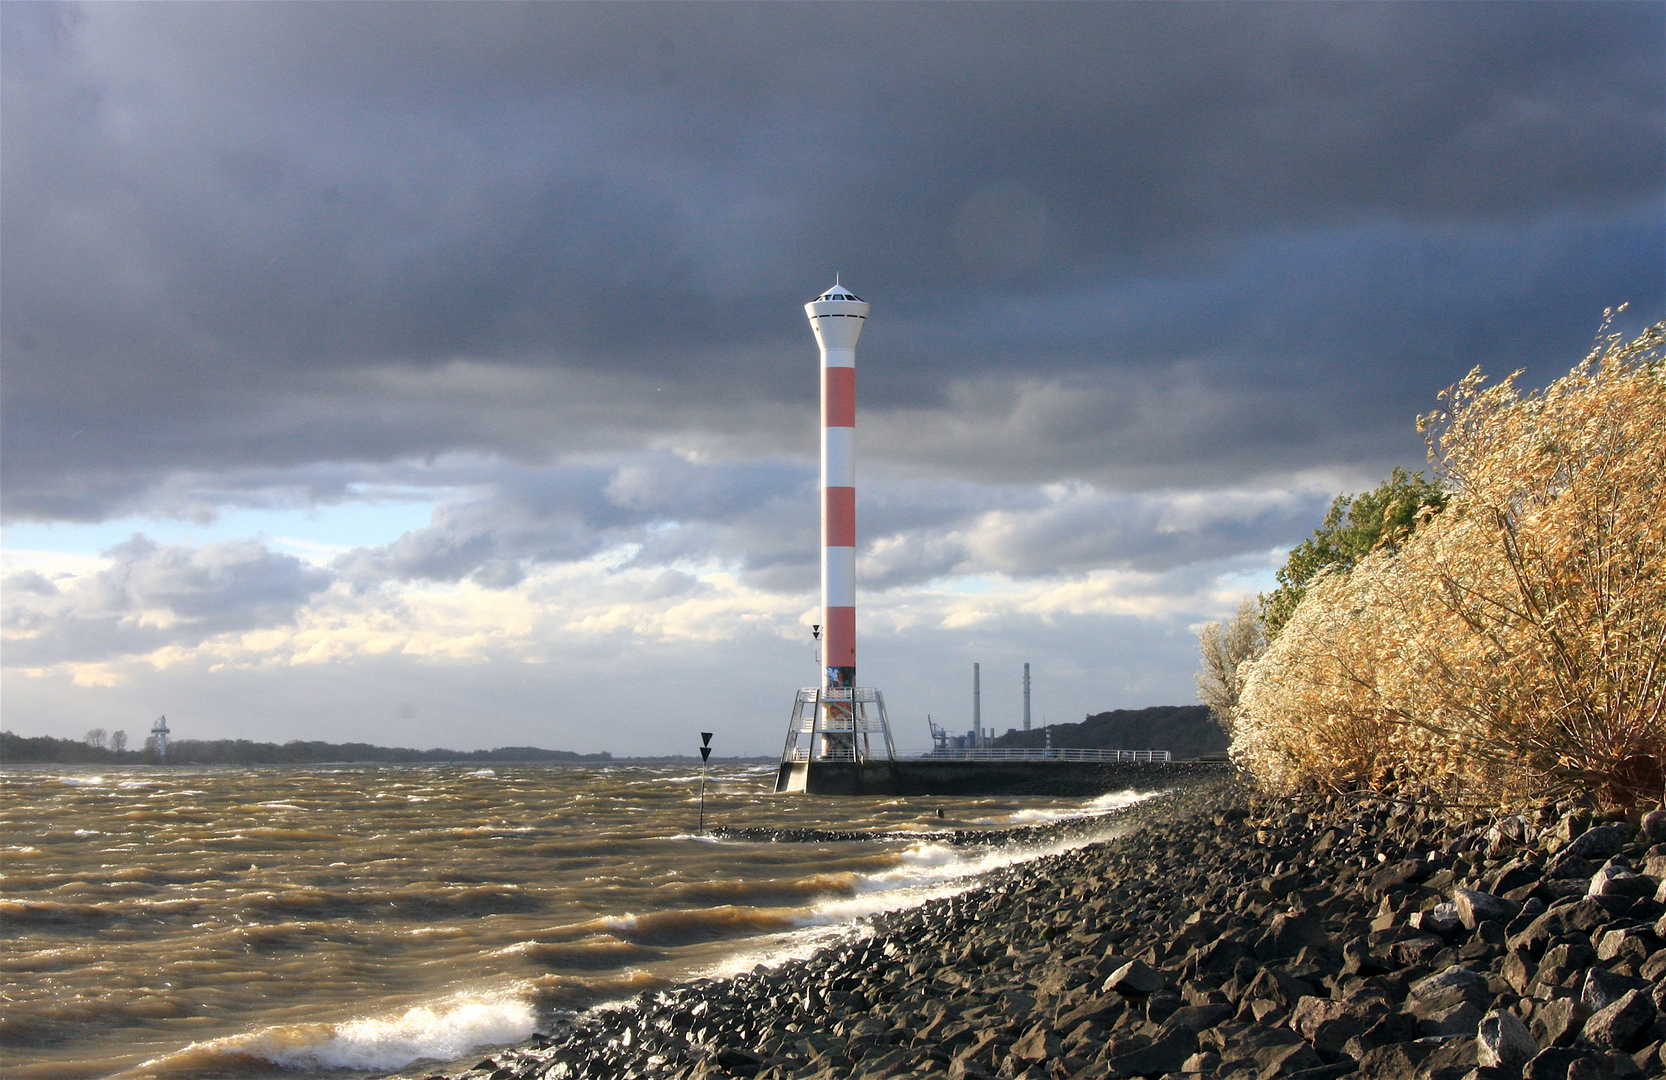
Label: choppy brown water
xmin=0 ymin=763 xmax=1151 ymax=1080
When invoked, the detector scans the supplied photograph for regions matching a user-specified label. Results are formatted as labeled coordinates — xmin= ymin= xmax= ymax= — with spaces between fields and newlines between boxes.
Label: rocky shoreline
xmin=442 ymin=776 xmax=1666 ymax=1080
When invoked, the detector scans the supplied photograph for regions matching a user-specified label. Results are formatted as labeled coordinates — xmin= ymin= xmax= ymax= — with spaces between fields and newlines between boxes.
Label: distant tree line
xmin=0 ymin=730 xmax=612 ymax=765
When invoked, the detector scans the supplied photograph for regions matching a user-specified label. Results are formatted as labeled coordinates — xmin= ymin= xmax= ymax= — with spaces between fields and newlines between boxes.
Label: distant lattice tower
xmin=775 ymin=281 xmax=896 ymax=792
xmin=150 ymin=715 xmax=171 ymax=762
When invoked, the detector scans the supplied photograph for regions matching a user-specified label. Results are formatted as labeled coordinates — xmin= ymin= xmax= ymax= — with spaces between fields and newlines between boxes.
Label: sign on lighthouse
xmin=775 ymin=281 xmax=898 ymax=793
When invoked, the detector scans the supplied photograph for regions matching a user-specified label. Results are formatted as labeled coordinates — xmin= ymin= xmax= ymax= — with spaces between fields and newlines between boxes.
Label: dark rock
xmin=1488 ymin=859 xmax=1545 ymax=896
xmin=1583 ymin=969 xmax=1649 ymax=1012
xmin=1191 ymin=937 xmax=1251 ymax=978
xmin=1102 ymin=959 xmax=1164 ymax=997
xmin=1588 ymin=867 xmax=1655 ymax=902
xmin=1058 ymin=994 xmax=1125 ymax=1029
xmin=1565 ymin=825 xmax=1634 ymax=862
xmin=1454 ymin=889 xmax=1521 ymax=930
xmin=1414 ymin=905 xmax=1467 ymax=938
xmin=1282 ymin=1064 xmax=1355 ymax=1080
xmin=1241 ymin=967 xmax=1317 ymax=1009
xmin=1640 ymin=810 xmax=1666 ymax=844
xmin=1423 ymin=1034 xmax=1481 ymax=1077
xmin=1524 ymin=1046 xmax=1614 ymax=1080
xmin=1106 ymin=1029 xmax=1197 ymax=1078
xmin=1391 ymin=932 xmax=1450 ymax=968
xmin=1354 ymin=1038 xmax=1437 ymax=1080
xmin=1582 ymin=989 xmax=1657 ymax=1052
xmin=1548 ymin=855 xmax=1602 ymax=881
xmin=1311 ymin=1015 xmax=1368 ymax=1062
xmin=1478 ymin=1009 xmax=1541 ymax=1070
xmin=1377 ymin=859 xmax=1434 ymax=889
xmin=1157 ymin=1003 xmax=1233 ymax=1035
xmin=1420 ymin=1000 xmax=1485 ymax=1038
xmin=1009 ymin=1026 xmax=1063 ymax=1063
xmin=1344 ymin=1012 xmax=1424 ymax=1059
xmin=1341 ymin=936 xmax=1392 ymax=977
xmin=1410 ymin=965 xmax=1491 ymax=1006
xmin=1263 ymin=915 xmax=1334 ymax=960
xmin=1143 ymin=992 xmax=1182 ymax=1023
xmin=1502 ymin=949 xmax=1538 ymax=995
xmin=1255 ymin=1041 xmax=1324 ymax=1078
xmin=1596 ymin=926 xmax=1659 ymax=964
xmin=715 ymin=1047 xmax=766 ymax=1076
xmin=1532 ymin=998 xmax=1592 ymax=1049
xmin=1507 ymin=898 xmax=1549 ymax=939
xmin=1290 ymin=996 xmax=1364 ymax=1038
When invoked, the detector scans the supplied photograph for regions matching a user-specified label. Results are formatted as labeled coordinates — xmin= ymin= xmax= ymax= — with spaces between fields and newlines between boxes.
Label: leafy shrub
xmin=1259 ymin=468 xmax=1447 ymax=641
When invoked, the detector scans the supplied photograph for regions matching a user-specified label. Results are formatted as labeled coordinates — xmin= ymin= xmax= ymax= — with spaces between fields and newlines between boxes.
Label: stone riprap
xmin=443 ymin=778 xmax=1666 ymax=1080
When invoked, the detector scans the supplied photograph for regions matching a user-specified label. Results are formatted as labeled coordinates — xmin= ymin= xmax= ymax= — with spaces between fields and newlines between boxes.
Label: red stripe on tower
xmin=823 ymin=367 xmax=855 ymax=428
xmin=824 ymin=487 xmax=855 ymax=547
xmin=821 ymin=606 xmax=855 ymax=669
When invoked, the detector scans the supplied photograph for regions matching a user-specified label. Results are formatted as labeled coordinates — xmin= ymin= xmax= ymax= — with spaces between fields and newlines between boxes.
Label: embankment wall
xmin=776 ymin=758 xmax=1229 ymax=796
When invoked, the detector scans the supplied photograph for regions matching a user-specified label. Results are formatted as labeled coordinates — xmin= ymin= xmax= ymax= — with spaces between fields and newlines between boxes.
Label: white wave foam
xmin=976 ymin=787 xmax=1160 ymax=826
xmin=686 ymin=802 xmax=1154 ymax=981
xmin=54 ymin=775 xmax=106 ymax=786
xmin=155 ymin=989 xmax=536 ymax=1073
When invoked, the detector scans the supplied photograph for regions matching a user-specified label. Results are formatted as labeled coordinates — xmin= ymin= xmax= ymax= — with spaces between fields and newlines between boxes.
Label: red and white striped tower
xmin=774 ymin=281 xmax=895 ymax=791
xmin=805 ymin=281 xmax=869 ymax=689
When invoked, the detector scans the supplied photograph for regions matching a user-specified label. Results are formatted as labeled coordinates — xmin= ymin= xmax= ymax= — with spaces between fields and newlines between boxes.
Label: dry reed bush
xmin=1195 ymin=598 xmax=1266 ymax=735
xmin=1235 ymin=555 xmax=1453 ymax=795
xmin=1234 ymin=317 xmax=1666 ymax=808
xmin=1406 ymin=316 xmax=1666 ymax=806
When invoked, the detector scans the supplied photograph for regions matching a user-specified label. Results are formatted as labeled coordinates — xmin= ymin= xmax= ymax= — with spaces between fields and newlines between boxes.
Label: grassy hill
xmin=989 ymin=705 xmax=1227 ymax=760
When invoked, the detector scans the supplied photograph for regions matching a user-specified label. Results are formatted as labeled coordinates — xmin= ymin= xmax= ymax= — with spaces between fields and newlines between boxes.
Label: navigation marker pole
xmin=699 ymin=732 xmax=713 ymax=834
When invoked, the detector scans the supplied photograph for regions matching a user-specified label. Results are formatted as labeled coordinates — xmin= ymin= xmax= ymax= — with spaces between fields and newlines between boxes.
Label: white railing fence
xmin=918 ymin=748 xmax=1172 ymax=762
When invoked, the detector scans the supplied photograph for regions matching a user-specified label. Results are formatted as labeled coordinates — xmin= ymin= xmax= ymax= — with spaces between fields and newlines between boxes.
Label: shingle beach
xmin=444 ymin=775 xmax=1666 ymax=1080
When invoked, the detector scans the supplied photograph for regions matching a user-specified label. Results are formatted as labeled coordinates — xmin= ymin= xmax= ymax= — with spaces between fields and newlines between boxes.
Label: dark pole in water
xmin=699 ymin=732 xmax=713 ymax=833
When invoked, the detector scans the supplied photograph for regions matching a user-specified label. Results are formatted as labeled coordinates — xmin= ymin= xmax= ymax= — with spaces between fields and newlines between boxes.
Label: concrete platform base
xmin=774 ymin=758 xmax=1230 ymax=796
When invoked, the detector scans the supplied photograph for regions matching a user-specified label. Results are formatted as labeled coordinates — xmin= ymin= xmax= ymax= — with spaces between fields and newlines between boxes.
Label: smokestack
xmin=1023 ymin=663 xmax=1031 ymax=731
xmin=973 ymin=662 xmax=981 ymax=746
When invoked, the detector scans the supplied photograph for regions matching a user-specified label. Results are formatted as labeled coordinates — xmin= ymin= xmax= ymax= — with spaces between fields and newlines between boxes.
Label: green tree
xmin=1260 ymin=467 xmax=1447 ymax=641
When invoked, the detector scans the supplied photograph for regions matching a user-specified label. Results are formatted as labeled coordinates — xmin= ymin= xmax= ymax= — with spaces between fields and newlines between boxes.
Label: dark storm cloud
xmin=2 ymin=1 xmax=1661 ymax=518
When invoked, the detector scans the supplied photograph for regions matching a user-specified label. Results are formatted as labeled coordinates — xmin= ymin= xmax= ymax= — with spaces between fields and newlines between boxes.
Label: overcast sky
xmin=3 ymin=2 xmax=1661 ymax=755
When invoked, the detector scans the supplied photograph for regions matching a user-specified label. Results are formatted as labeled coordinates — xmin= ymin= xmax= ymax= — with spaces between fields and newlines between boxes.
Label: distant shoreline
xmin=0 ymin=730 xmax=776 ymax=767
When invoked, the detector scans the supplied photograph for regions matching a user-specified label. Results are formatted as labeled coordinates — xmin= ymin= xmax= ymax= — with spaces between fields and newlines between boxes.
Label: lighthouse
xmin=150 ymin=715 xmax=171 ymax=762
xmin=774 ymin=281 xmax=896 ymax=792
xmin=807 ymin=281 xmax=866 ymax=688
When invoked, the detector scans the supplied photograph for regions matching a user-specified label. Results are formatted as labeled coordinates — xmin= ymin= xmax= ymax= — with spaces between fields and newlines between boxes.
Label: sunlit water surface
xmin=0 ymin=763 xmax=1154 ymax=1079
